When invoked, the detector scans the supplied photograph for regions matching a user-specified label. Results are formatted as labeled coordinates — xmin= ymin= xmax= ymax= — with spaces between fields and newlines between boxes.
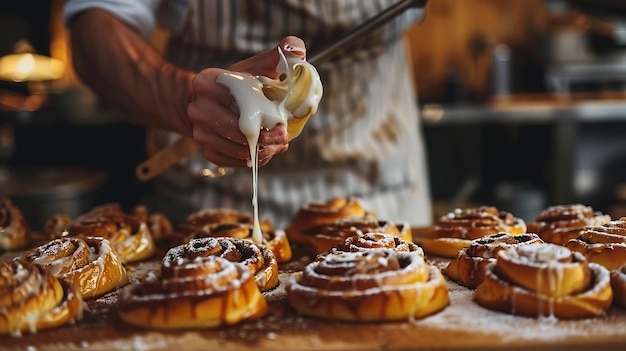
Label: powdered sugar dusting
xmin=413 ymin=279 xmax=626 ymax=343
xmin=4 ymin=246 xmax=626 ymax=350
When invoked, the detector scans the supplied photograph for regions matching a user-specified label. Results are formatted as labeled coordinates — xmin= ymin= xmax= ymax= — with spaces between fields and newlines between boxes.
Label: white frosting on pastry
xmin=217 ymin=48 xmax=323 ymax=243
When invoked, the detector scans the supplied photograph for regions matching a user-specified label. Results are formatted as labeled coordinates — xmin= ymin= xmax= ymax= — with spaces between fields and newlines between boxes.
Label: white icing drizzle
xmin=217 ymin=47 xmax=322 ymax=244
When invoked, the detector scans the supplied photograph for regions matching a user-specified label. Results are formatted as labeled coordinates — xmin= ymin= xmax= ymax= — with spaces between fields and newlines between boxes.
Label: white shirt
xmin=64 ymin=0 xmax=432 ymax=228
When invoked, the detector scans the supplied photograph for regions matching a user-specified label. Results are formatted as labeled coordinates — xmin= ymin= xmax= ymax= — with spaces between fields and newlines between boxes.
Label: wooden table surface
xmin=3 ymin=241 xmax=626 ymax=351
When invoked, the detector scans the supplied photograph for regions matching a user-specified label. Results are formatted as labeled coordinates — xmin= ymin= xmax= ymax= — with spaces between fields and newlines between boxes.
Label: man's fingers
xmin=259 ymin=124 xmax=288 ymax=145
xmin=192 ymin=68 xmax=233 ymax=106
xmin=280 ymin=36 xmax=306 ymax=60
xmin=229 ymin=36 xmax=307 ymax=77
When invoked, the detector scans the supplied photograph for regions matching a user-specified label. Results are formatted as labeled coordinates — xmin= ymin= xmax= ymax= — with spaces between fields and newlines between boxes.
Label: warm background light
xmin=0 ymin=52 xmax=64 ymax=82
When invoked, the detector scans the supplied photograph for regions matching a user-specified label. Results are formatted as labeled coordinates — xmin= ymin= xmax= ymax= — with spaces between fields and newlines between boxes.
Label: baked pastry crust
xmin=610 ymin=262 xmax=626 ymax=308
xmin=285 ymin=197 xmax=369 ymax=245
xmin=332 ymin=231 xmax=423 ymax=257
xmin=475 ymin=243 xmax=613 ymax=319
xmin=286 ymin=197 xmax=412 ymax=255
xmin=173 ymin=208 xmax=291 ymax=263
xmin=527 ymin=204 xmax=610 ymax=244
xmin=0 ymin=196 xmax=31 ymax=251
xmin=566 ymin=217 xmax=626 ymax=270
xmin=310 ymin=216 xmax=412 ymax=255
xmin=164 ymin=237 xmax=278 ymax=292
xmin=0 ymin=260 xmax=83 ymax=336
xmin=118 ymin=255 xmax=267 ymax=329
xmin=22 ymin=237 xmax=128 ymax=299
xmin=445 ymin=232 xmax=543 ymax=289
xmin=48 ymin=203 xmax=158 ymax=264
xmin=422 ymin=206 xmax=526 ymax=258
xmin=138 ymin=206 xmax=173 ymax=242
xmin=287 ymin=249 xmax=449 ymax=321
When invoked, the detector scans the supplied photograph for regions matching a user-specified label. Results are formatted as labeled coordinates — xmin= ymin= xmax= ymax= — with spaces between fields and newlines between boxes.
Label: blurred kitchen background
xmin=1 ymin=0 xmax=626 ymax=229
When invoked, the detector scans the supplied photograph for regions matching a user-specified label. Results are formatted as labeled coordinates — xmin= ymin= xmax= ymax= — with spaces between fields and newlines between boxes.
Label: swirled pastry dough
xmin=47 ymin=203 xmax=160 ymax=264
xmin=0 ymin=196 xmax=31 ymax=251
xmin=22 ymin=236 xmax=128 ymax=299
xmin=475 ymin=243 xmax=613 ymax=319
xmin=445 ymin=232 xmax=543 ymax=289
xmin=0 ymin=260 xmax=83 ymax=336
xmin=527 ymin=204 xmax=610 ymax=244
xmin=118 ymin=255 xmax=267 ymax=329
xmin=422 ymin=206 xmax=526 ymax=258
xmin=610 ymin=262 xmax=626 ymax=309
xmin=334 ymin=231 xmax=423 ymax=256
xmin=164 ymin=237 xmax=278 ymax=292
xmin=566 ymin=217 xmax=626 ymax=270
xmin=287 ymin=249 xmax=448 ymax=321
xmin=172 ymin=208 xmax=291 ymax=263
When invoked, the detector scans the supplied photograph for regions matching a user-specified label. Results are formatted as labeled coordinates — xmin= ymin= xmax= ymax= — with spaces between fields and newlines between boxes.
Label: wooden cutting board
xmin=3 ymin=244 xmax=626 ymax=351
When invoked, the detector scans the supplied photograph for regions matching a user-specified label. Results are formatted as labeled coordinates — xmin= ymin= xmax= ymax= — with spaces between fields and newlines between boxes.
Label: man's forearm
xmin=69 ymin=9 xmax=194 ymax=136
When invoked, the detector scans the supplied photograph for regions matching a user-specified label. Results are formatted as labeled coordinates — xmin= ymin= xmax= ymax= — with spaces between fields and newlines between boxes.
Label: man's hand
xmin=70 ymin=9 xmax=305 ymax=168
xmin=187 ymin=36 xmax=307 ymax=167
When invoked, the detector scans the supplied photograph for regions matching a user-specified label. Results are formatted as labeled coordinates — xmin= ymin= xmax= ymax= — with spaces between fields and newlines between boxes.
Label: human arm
xmin=68 ymin=9 xmax=301 ymax=167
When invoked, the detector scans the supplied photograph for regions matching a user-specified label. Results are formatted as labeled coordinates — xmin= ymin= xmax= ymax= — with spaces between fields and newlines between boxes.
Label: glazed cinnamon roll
xmin=165 ymin=237 xmax=278 ymax=292
xmin=134 ymin=205 xmax=173 ymax=242
xmin=42 ymin=214 xmax=72 ymax=239
xmin=566 ymin=217 xmax=626 ymax=270
xmin=286 ymin=197 xmax=410 ymax=255
xmin=22 ymin=237 xmax=128 ymax=299
xmin=333 ymin=231 xmax=423 ymax=257
xmin=173 ymin=208 xmax=291 ymax=263
xmin=610 ymin=263 xmax=626 ymax=308
xmin=421 ymin=206 xmax=526 ymax=258
xmin=51 ymin=203 xmax=158 ymax=264
xmin=0 ymin=196 xmax=31 ymax=251
xmin=147 ymin=213 xmax=173 ymax=242
xmin=527 ymin=204 xmax=611 ymax=245
xmin=475 ymin=243 xmax=613 ymax=319
xmin=117 ymin=255 xmax=267 ymax=329
xmin=287 ymin=249 xmax=449 ymax=321
xmin=445 ymin=232 xmax=543 ymax=289
xmin=285 ymin=197 xmax=370 ymax=244
xmin=0 ymin=260 xmax=83 ymax=336
xmin=306 ymin=216 xmax=413 ymax=255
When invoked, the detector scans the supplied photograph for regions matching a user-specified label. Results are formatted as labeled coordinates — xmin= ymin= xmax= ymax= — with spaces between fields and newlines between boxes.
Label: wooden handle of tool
xmin=135 ymin=137 xmax=200 ymax=182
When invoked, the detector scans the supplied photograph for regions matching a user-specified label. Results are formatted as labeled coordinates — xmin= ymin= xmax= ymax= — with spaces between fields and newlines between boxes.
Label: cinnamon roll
xmin=286 ymin=198 xmax=411 ymax=255
xmin=309 ymin=216 xmax=413 ymax=255
xmin=165 ymin=237 xmax=278 ymax=292
xmin=287 ymin=249 xmax=449 ymax=321
xmin=0 ymin=260 xmax=83 ymax=336
xmin=566 ymin=217 xmax=626 ymax=270
xmin=52 ymin=203 xmax=158 ymax=264
xmin=118 ymin=255 xmax=267 ymax=329
xmin=22 ymin=237 xmax=128 ymax=299
xmin=333 ymin=231 xmax=423 ymax=257
xmin=445 ymin=232 xmax=543 ymax=289
xmin=173 ymin=208 xmax=291 ymax=263
xmin=136 ymin=206 xmax=173 ymax=242
xmin=0 ymin=196 xmax=31 ymax=251
xmin=610 ymin=262 xmax=626 ymax=308
xmin=42 ymin=214 xmax=72 ymax=239
xmin=421 ymin=206 xmax=526 ymax=258
xmin=527 ymin=204 xmax=611 ymax=245
xmin=285 ymin=197 xmax=370 ymax=244
xmin=475 ymin=243 xmax=613 ymax=319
